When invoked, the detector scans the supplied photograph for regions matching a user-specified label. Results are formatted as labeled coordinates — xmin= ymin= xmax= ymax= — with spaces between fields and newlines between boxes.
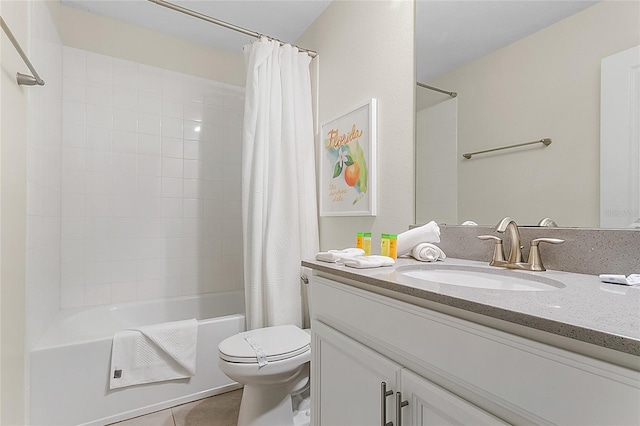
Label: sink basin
xmin=396 ymin=265 xmax=565 ymax=291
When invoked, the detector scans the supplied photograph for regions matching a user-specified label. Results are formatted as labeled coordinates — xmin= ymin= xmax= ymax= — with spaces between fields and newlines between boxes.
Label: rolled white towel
xmin=397 ymin=221 xmax=441 ymax=256
xmin=461 ymin=220 xmax=478 ymax=226
xmin=316 ymin=248 xmax=365 ymax=263
xmin=411 ymin=243 xmax=446 ymax=262
xmin=340 ymin=255 xmax=395 ymax=269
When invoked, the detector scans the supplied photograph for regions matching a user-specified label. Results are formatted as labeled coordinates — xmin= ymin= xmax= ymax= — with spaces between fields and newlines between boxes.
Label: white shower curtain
xmin=242 ymin=38 xmax=319 ymax=329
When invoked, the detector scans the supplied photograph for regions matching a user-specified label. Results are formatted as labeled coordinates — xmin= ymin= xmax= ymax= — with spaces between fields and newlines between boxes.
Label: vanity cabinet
xmin=310 ymin=275 xmax=640 ymax=426
xmin=313 ymin=320 xmax=505 ymax=425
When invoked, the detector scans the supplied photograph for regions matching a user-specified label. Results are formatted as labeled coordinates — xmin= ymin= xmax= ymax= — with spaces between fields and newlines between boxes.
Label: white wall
xmin=416 ymin=98 xmax=458 ymax=225
xmin=52 ymin=1 xmax=246 ymax=87
xmin=297 ymin=0 xmax=415 ymax=251
xmin=60 ymin=47 xmax=244 ymax=308
xmin=1 ymin=1 xmax=30 ymax=422
xmin=429 ymin=1 xmax=640 ymax=227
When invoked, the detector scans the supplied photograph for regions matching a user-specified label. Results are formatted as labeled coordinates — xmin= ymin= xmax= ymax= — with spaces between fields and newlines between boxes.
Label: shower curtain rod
xmin=417 ymin=81 xmax=457 ymax=98
xmin=147 ymin=0 xmax=317 ymax=58
xmin=0 ymin=16 xmax=45 ymax=86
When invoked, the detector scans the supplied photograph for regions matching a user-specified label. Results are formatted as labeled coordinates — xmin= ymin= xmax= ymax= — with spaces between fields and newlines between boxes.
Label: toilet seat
xmin=219 ymin=325 xmax=310 ymax=364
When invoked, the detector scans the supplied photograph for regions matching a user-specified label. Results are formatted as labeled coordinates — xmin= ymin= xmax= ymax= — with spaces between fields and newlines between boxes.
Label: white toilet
xmin=218 ymin=324 xmax=311 ymax=426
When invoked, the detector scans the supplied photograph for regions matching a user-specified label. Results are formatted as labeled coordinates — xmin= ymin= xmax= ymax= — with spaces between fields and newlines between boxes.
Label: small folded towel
xmin=411 ymin=243 xmax=446 ymax=262
xmin=461 ymin=221 xmax=478 ymax=226
xmin=316 ymin=248 xmax=365 ymax=263
xmin=110 ymin=318 xmax=198 ymax=389
xmin=340 ymin=255 xmax=395 ymax=269
xmin=397 ymin=221 xmax=441 ymax=256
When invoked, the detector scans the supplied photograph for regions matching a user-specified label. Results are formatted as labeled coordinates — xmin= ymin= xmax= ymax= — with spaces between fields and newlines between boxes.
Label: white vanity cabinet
xmin=313 ymin=319 xmax=505 ymax=426
xmin=310 ymin=275 xmax=640 ymax=426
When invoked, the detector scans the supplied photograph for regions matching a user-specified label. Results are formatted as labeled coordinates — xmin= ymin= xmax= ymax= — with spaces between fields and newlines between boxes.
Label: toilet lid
xmin=219 ymin=325 xmax=311 ymax=363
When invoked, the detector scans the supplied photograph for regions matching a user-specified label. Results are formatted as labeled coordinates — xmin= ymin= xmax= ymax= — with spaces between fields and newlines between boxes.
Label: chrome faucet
xmin=478 ymin=217 xmax=565 ymax=271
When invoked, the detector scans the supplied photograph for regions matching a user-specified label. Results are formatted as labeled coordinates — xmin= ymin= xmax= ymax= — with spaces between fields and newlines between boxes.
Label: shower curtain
xmin=242 ymin=38 xmax=319 ymax=329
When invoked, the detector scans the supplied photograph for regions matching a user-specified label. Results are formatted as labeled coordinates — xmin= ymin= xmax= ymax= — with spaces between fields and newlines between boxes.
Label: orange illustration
xmin=344 ymin=162 xmax=360 ymax=187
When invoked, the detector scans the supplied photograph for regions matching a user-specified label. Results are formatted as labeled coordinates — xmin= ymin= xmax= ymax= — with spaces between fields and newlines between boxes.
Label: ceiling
xmin=62 ymin=0 xmax=599 ymax=82
xmin=416 ymin=1 xmax=599 ymax=82
xmin=61 ymin=0 xmax=333 ymax=54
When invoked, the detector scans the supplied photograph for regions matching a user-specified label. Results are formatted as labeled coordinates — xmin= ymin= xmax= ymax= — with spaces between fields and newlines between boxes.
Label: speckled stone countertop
xmin=302 ymin=257 xmax=640 ymax=357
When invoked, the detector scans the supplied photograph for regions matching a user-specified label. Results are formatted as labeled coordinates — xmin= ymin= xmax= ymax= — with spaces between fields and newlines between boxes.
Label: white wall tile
xmin=86 ymin=127 xmax=112 ymax=151
xmin=63 ymin=123 xmax=86 ymax=149
xmin=112 ymin=130 xmax=137 ymax=154
xmin=138 ymin=134 xmax=161 ymax=156
xmin=113 ymin=108 xmax=138 ymax=132
xmin=161 ymin=137 xmax=183 ymax=158
xmin=111 ymin=260 xmax=138 ymax=282
xmin=139 ymin=113 xmax=161 ymax=135
xmin=85 ymin=52 xmax=113 ymax=85
xmin=86 ymin=149 xmax=112 ymax=173
xmin=137 ymin=197 xmax=162 ymax=218
xmin=63 ymin=46 xmax=86 ymax=80
xmin=61 ymin=262 xmax=85 ymax=287
xmin=161 ymin=177 xmax=183 ymax=198
xmin=62 ymin=100 xmax=86 ymax=125
xmin=111 ymin=282 xmax=137 ymax=303
xmin=84 ymin=283 xmax=112 ymax=306
xmin=137 ymin=155 xmax=161 ymax=176
xmin=114 ymin=87 xmax=138 ymax=111
xmin=137 ymin=176 xmax=161 ymax=197
xmin=86 ymin=104 xmax=113 ymax=129
xmin=86 ymin=82 xmax=113 ymax=107
xmin=162 ymin=197 xmax=182 ymax=218
xmin=162 ymin=157 xmax=183 ymax=178
xmin=59 ymin=48 xmax=244 ymax=308
xmin=161 ymin=116 xmax=183 ymax=138
xmin=162 ymin=99 xmax=183 ymax=119
xmin=139 ymin=94 xmax=162 ymax=115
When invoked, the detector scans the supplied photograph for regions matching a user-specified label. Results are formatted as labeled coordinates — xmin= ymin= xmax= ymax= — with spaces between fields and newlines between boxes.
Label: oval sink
xmin=396 ymin=265 xmax=565 ymax=291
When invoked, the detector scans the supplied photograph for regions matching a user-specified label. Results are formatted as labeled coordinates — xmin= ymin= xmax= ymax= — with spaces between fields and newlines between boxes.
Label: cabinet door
xmin=400 ymin=369 xmax=507 ymax=426
xmin=312 ymin=320 xmax=402 ymax=426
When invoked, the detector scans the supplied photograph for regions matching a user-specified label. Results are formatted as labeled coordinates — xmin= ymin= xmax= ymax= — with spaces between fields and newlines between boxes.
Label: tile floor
xmin=110 ymin=389 xmax=242 ymax=426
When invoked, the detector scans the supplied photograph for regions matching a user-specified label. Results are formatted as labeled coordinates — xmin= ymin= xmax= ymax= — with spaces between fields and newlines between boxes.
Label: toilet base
xmin=237 ymin=384 xmax=296 ymax=426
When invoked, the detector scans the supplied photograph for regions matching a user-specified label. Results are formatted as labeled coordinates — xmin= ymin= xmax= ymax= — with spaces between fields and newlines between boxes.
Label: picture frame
xmin=319 ymin=98 xmax=377 ymax=216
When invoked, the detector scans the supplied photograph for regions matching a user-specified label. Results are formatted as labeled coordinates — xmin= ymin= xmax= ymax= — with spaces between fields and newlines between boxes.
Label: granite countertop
xmin=302 ymin=257 xmax=640 ymax=357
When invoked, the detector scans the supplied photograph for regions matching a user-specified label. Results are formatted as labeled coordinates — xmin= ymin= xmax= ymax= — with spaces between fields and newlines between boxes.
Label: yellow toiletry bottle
xmin=381 ymin=234 xmax=390 ymax=257
xmin=363 ymin=233 xmax=371 ymax=255
xmin=388 ymin=234 xmax=397 ymax=259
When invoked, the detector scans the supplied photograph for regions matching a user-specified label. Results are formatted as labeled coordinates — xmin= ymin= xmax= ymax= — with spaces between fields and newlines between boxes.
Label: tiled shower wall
xmin=26 ymin=1 xmax=63 ymax=351
xmin=61 ymin=47 xmax=244 ymax=308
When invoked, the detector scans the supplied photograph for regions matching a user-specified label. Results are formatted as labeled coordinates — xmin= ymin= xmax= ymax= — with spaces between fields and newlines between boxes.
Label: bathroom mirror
xmin=415 ymin=0 xmax=640 ymax=229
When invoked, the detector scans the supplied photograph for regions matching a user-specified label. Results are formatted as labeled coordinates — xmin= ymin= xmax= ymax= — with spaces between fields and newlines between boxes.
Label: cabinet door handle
xmin=395 ymin=392 xmax=409 ymax=426
xmin=381 ymin=381 xmax=394 ymax=426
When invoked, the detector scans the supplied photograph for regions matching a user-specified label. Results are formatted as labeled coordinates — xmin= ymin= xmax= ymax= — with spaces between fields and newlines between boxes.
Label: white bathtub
xmin=30 ymin=291 xmax=245 ymax=426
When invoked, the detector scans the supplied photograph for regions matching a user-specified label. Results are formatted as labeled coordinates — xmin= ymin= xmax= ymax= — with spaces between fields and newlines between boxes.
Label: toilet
xmin=218 ymin=324 xmax=311 ymax=426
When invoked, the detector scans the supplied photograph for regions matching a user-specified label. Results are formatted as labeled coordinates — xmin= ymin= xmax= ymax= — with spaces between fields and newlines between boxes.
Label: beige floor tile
xmin=109 ymin=408 xmax=175 ymax=426
xmin=172 ymin=389 xmax=243 ymax=426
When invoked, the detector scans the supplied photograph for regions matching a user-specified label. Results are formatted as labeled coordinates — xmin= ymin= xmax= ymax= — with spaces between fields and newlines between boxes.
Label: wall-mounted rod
xmin=0 ymin=16 xmax=45 ymax=86
xmin=417 ymin=81 xmax=456 ymax=98
xmin=463 ymin=138 xmax=552 ymax=159
xmin=147 ymin=0 xmax=317 ymax=58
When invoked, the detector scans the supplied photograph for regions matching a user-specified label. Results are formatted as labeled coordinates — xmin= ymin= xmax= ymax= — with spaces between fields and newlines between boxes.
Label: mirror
xmin=415 ymin=1 xmax=640 ymax=228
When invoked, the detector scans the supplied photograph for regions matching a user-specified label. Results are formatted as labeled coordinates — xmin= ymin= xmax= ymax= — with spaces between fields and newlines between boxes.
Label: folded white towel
xmin=316 ymin=248 xmax=365 ymax=263
xmin=397 ymin=221 xmax=441 ymax=256
xmin=461 ymin=221 xmax=478 ymax=226
xmin=110 ymin=318 xmax=198 ymax=390
xmin=340 ymin=255 xmax=395 ymax=269
xmin=411 ymin=243 xmax=446 ymax=262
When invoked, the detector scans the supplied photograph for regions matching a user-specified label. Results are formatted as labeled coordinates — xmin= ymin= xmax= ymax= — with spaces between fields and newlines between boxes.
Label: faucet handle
xmin=527 ymin=238 xmax=565 ymax=271
xmin=478 ymin=235 xmax=506 ymax=266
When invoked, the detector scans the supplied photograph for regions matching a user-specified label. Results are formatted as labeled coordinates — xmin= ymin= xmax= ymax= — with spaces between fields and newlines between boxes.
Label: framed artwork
xmin=319 ymin=98 xmax=377 ymax=216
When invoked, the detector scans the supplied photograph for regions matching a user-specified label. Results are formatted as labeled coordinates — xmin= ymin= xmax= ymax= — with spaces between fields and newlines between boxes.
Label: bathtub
xmin=30 ymin=291 xmax=245 ymax=426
